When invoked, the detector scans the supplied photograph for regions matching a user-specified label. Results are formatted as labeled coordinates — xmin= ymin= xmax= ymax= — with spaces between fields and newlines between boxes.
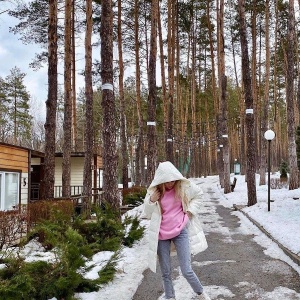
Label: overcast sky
xmin=0 ymin=4 xmax=48 ymax=111
xmin=0 ymin=4 xmax=89 ymax=122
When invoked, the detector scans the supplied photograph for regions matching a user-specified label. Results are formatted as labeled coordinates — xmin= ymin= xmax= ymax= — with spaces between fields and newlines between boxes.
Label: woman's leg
xmin=173 ymin=228 xmax=204 ymax=294
xmin=157 ymin=239 xmax=175 ymax=299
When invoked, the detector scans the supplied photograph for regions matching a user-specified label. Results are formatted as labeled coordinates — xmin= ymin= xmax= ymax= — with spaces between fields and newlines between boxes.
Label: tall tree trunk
xmin=146 ymin=0 xmax=158 ymax=185
xmin=101 ymin=0 xmax=119 ymax=208
xmin=43 ymin=0 xmax=58 ymax=200
xmin=238 ymin=0 xmax=257 ymax=206
xmin=158 ymin=1 xmax=167 ymax=160
xmin=259 ymin=0 xmax=270 ymax=186
xmin=251 ymin=0 xmax=258 ymax=172
xmin=229 ymin=13 xmax=245 ymax=175
xmin=216 ymin=0 xmax=224 ymax=187
xmin=83 ymin=0 xmax=93 ymax=204
xmin=206 ymin=0 xmax=218 ymax=175
xmin=286 ymin=0 xmax=299 ymax=189
xmin=166 ymin=0 xmax=175 ymax=163
xmin=71 ymin=0 xmax=77 ymax=151
xmin=134 ymin=0 xmax=144 ymax=186
xmin=118 ymin=0 xmax=129 ymax=189
xmin=62 ymin=0 xmax=72 ymax=198
xmin=218 ymin=0 xmax=230 ymax=193
xmin=190 ymin=8 xmax=196 ymax=178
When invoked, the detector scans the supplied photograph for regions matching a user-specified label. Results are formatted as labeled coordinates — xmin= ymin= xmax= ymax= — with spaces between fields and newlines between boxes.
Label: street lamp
xmin=264 ymin=129 xmax=275 ymax=211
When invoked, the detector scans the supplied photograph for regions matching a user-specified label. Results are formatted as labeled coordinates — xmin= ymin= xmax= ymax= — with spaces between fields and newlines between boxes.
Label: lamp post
xmin=264 ymin=129 xmax=275 ymax=211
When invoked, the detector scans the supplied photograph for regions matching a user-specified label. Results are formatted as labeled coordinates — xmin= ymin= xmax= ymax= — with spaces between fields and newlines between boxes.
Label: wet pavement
xmin=132 ymin=180 xmax=300 ymax=300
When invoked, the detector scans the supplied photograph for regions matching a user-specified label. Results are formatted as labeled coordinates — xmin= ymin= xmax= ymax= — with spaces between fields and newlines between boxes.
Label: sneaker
xmin=198 ymin=292 xmax=211 ymax=300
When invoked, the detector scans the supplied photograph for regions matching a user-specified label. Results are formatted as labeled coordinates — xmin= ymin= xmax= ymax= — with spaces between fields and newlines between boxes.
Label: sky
xmin=0 ymin=3 xmax=48 ymax=109
xmin=2 ymin=173 xmax=300 ymax=300
xmin=0 ymin=2 xmax=87 ymax=122
xmin=0 ymin=0 xmax=163 ymax=118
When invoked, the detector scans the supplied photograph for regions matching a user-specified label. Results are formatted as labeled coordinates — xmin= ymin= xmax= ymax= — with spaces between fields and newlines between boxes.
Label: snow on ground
xmin=213 ymin=173 xmax=300 ymax=256
xmin=4 ymin=174 xmax=300 ymax=299
xmin=76 ymin=174 xmax=300 ymax=300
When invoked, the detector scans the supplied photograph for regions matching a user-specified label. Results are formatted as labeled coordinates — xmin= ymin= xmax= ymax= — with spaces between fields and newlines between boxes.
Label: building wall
xmin=0 ymin=144 xmax=28 ymax=172
xmin=54 ymin=156 xmax=103 ymax=188
xmin=55 ymin=157 xmax=85 ymax=187
xmin=0 ymin=144 xmax=29 ymax=208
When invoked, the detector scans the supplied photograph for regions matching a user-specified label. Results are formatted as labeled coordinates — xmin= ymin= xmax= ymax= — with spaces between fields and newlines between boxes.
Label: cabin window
xmin=0 ymin=172 xmax=20 ymax=211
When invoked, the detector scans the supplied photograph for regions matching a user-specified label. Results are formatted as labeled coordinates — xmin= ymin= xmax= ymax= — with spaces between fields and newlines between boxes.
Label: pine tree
xmin=238 ymin=0 xmax=257 ymax=206
xmin=4 ymin=67 xmax=32 ymax=145
xmin=101 ymin=0 xmax=119 ymax=209
xmin=0 ymin=77 xmax=11 ymax=142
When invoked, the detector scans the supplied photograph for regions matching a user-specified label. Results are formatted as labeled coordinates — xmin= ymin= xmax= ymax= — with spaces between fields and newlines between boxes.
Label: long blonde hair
xmin=156 ymin=180 xmax=189 ymax=208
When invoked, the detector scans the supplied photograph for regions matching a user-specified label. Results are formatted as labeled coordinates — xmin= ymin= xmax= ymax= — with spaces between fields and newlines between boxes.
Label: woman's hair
xmin=157 ymin=180 xmax=188 ymax=207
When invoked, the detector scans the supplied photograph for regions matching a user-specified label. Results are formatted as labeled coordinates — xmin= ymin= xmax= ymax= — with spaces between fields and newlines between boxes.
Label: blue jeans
xmin=157 ymin=227 xmax=204 ymax=299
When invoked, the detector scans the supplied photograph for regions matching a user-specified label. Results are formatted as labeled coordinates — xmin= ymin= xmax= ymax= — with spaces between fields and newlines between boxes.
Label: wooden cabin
xmin=0 ymin=143 xmax=103 ymax=211
xmin=0 ymin=142 xmax=44 ymax=210
xmin=53 ymin=152 xmax=103 ymax=198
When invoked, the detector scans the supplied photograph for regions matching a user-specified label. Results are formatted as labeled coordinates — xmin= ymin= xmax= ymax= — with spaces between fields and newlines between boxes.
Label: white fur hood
xmin=148 ymin=161 xmax=190 ymax=191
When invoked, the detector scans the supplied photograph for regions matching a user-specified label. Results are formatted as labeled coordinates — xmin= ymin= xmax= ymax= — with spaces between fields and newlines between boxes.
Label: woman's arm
xmin=143 ymin=189 xmax=160 ymax=218
xmin=186 ymin=182 xmax=205 ymax=216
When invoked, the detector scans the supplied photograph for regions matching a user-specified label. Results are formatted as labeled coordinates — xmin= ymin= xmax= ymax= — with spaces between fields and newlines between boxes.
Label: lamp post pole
xmin=264 ymin=130 xmax=275 ymax=212
xmin=267 ymin=139 xmax=271 ymax=212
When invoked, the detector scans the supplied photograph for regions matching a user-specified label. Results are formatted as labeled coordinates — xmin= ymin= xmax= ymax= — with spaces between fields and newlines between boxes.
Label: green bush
xmin=73 ymin=205 xmax=124 ymax=252
xmin=97 ymin=251 xmax=119 ymax=285
xmin=0 ymin=202 xmax=145 ymax=299
xmin=123 ymin=216 xmax=145 ymax=248
xmin=0 ymin=258 xmax=96 ymax=300
xmin=279 ymin=161 xmax=289 ymax=180
xmin=122 ymin=186 xmax=147 ymax=206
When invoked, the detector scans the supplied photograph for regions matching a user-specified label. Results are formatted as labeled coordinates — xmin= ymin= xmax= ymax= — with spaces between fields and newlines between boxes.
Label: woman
xmin=143 ymin=161 xmax=210 ymax=300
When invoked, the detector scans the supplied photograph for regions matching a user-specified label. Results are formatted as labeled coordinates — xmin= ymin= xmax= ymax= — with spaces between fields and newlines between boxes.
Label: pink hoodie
xmin=159 ymin=188 xmax=189 ymax=240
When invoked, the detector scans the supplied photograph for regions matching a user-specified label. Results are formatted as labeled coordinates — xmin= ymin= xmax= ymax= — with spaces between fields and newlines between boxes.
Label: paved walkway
xmin=133 ymin=179 xmax=300 ymax=300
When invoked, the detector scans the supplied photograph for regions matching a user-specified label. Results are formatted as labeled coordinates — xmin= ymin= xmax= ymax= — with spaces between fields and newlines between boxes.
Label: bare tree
xmin=206 ymin=0 xmax=218 ymax=176
xmin=146 ymin=0 xmax=158 ymax=185
xmin=218 ymin=0 xmax=230 ymax=193
xmin=238 ymin=0 xmax=257 ymax=206
xmin=158 ymin=1 xmax=167 ymax=161
xmin=43 ymin=0 xmax=58 ymax=199
xmin=101 ymin=0 xmax=119 ymax=208
xmin=286 ymin=0 xmax=299 ymax=189
xmin=118 ymin=0 xmax=129 ymax=189
xmin=83 ymin=0 xmax=93 ymax=203
xmin=259 ymin=0 xmax=270 ymax=186
xmin=134 ymin=0 xmax=144 ymax=186
xmin=71 ymin=0 xmax=77 ymax=150
xmin=62 ymin=0 xmax=72 ymax=198
xmin=166 ymin=0 xmax=176 ymax=163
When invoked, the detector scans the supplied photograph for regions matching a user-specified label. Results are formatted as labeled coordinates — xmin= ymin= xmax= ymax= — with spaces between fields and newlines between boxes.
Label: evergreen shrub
xmin=122 ymin=186 xmax=147 ymax=206
xmin=279 ymin=161 xmax=289 ymax=181
xmin=1 ymin=202 xmax=145 ymax=299
xmin=123 ymin=215 xmax=145 ymax=247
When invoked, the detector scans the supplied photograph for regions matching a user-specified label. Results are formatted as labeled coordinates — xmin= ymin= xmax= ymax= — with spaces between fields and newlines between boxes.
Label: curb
xmin=233 ymin=204 xmax=300 ymax=267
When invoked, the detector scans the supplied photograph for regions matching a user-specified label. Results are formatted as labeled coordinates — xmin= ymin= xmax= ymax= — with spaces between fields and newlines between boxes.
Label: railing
xmin=29 ymin=186 xmax=125 ymax=214
xmin=54 ymin=186 xmax=83 ymax=198
xmin=30 ymin=185 xmax=104 ymax=209
xmin=31 ymin=183 xmax=40 ymax=200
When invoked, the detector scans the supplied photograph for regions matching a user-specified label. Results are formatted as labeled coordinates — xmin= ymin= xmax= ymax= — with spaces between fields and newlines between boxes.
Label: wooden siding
xmin=54 ymin=156 xmax=102 ymax=189
xmin=0 ymin=145 xmax=28 ymax=173
xmin=55 ymin=157 xmax=85 ymax=187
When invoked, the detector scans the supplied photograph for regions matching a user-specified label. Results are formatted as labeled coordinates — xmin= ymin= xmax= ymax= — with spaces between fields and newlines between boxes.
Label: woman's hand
xmin=187 ymin=211 xmax=192 ymax=218
xmin=150 ymin=189 xmax=160 ymax=203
